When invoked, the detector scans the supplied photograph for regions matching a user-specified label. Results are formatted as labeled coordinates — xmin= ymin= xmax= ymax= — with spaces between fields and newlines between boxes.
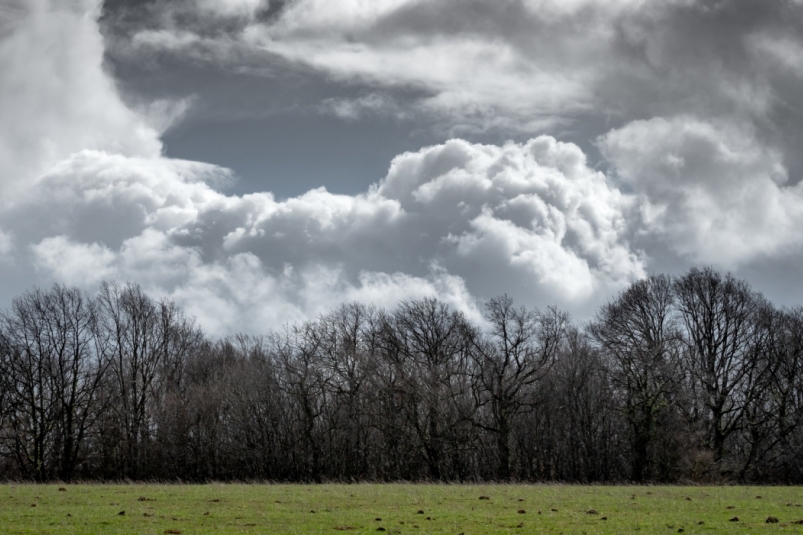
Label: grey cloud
xmin=101 ymin=0 xmax=803 ymax=109
xmin=104 ymin=0 xmax=803 ymax=156
xmin=4 ymin=0 xmax=803 ymax=335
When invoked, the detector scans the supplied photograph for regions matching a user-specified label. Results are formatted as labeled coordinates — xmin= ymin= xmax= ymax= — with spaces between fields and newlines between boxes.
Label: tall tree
xmin=590 ymin=275 xmax=681 ymax=482
xmin=472 ymin=296 xmax=567 ymax=480
xmin=96 ymin=281 xmax=200 ymax=478
xmin=274 ymin=323 xmax=331 ymax=482
xmin=312 ymin=303 xmax=379 ymax=479
xmin=379 ymin=298 xmax=475 ymax=480
xmin=674 ymin=268 xmax=767 ymax=466
xmin=0 ymin=285 xmax=105 ymax=481
xmin=739 ymin=306 xmax=803 ymax=480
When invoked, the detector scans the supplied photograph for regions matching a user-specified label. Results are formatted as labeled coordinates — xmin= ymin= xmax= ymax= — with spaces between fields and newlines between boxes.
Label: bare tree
xmin=221 ymin=335 xmax=289 ymax=480
xmin=472 ymin=296 xmax=568 ymax=480
xmin=0 ymin=335 xmax=9 ymax=464
xmin=0 ymin=273 xmax=800 ymax=483
xmin=273 ymin=323 xmax=331 ymax=482
xmin=47 ymin=286 xmax=108 ymax=481
xmin=378 ymin=298 xmax=475 ymax=480
xmin=0 ymin=289 xmax=59 ymax=481
xmin=505 ymin=325 xmax=625 ymax=482
xmin=312 ymin=303 xmax=379 ymax=479
xmin=589 ymin=275 xmax=681 ymax=481
xmin=0 ymin=285 xmax=105 ymax=481
xmin=674 ymin=268 xmax=767 ymax=467
xmin=771 ymin=307 xmax=803 ymax=481
xmin=738 ymin=306 xmax=803 ymax=480
xmin=96 ymin=281 xmax=200 ymax=478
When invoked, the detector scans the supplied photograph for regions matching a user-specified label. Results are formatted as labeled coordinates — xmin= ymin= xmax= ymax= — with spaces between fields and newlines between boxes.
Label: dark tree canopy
xmin=0 ymin=269 xmax=800 ymax=483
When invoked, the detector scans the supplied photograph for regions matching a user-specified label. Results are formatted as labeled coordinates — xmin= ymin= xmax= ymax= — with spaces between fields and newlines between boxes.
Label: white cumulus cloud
xmin=11 ymin=135 xmax=643 ymax=334
xmin=600 ymin=115 xmax=803 ymax=265
xmin=0 ymin=0 xmax=161 ymax=198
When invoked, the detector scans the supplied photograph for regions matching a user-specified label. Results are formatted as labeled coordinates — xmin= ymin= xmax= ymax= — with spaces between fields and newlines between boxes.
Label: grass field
xmin=1 ymin=483 xmax=803 ymax=534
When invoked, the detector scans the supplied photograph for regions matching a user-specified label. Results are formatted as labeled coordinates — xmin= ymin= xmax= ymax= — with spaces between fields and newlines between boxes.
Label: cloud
xmin=12 ymin=135 xmax=642 ymax=334
xmin=0 ymin=0 xmax=161 ymax=197
xmin=375 ymin=137 xmax=644 ymax=301
xmin=0 ymin=0 xmax=646 ymax=331
xmin=31 ymin=236 xmax=117 ymax=287
xmin=319 ymin=93 xmax=407 ymax=121
xmin=748 ymin=32 xmax=803 ymax=77
xmin=600 ymin=115 xmax=803 ymax=265
xmin=0 ymin=228 xmax=14 ymax=262
xmin=241 ymin=2 xmax=599 ymax=133
xmin=196 ymin=0 xmax=266 ymax=18
xmin=105 ymin=0 xmax=803 ymax=138
xmin=6 ymin=0 xmax=803 ymax=335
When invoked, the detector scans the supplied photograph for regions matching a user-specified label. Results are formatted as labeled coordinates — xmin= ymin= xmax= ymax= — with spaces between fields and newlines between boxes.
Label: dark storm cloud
xmin=605 ymin=0 xmax=803 ymax=172
xmin=101 ymin=0 xmax=803 ymax=171
xmin=99 ymin=0 xmax=803 ymax=120
xmin=98 ymin=0 xmax=444 ymax=198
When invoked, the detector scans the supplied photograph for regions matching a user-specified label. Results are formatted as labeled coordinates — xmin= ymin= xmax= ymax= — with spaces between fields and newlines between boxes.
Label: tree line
xmin=1 ymin=268 xmax=802 ymax=483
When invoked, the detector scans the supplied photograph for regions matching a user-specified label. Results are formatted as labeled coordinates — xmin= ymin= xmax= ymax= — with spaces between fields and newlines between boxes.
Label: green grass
xmin=1 ymin=483 xmax=803 ymax=534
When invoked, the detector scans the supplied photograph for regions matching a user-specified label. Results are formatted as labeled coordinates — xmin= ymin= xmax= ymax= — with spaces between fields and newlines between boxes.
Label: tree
xmin=0 ymin=285 xmax=105 ymax=481
xmin=312 ymin=303 xmax=379 ymax=479
xmin=739 ymin=306 xmax=803 ymax=481
xmin=771 ymin=307 xmax=803 ymax=481
xmin=674 ymin=268 xmax=767 ymax=467
xmin=378 ymin=298 xmax=475 ymax=480
xmin=472 ymin=296 xmax=567 ymax=480
xmin=96 ymin=281 xmax=201 ymax=479
xmin=273 ymin=322 xmax=332 ymax=482
xmin=222 ymin=335 xmax=288 ymax=480
xmin=589 ymin=275 xmax=681 ymax=482
xmin=541 ymin=327 xmax=624 ymax=481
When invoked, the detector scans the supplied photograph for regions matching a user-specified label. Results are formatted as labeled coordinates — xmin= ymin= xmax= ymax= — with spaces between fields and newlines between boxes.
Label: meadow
xmin=1 ymin=484 xmax=802 ymax=534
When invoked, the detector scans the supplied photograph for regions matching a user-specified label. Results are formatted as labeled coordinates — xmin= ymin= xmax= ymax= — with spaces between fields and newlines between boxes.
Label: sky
xmin=1 ymin=0 xmax=803 ymax=335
